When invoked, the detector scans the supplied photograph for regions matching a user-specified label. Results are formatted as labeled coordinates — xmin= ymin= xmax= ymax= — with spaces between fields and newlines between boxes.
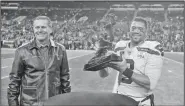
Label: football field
xmin=1 ymin=48 xmax=184 ymax=105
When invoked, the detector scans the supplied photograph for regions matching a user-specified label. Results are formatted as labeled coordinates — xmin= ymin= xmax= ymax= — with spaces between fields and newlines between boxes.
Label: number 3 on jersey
xmin=121 ymin=59 xmax=134 ymax=84
xmin=119 ymin=51 xmax=134 ymax=70
xmin=126 ymin=59 xmax=134 ymax=70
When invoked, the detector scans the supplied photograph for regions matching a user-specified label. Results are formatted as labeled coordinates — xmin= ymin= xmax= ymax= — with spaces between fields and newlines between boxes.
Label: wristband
xmin=122 ymin=68 xmax=133 ymax=78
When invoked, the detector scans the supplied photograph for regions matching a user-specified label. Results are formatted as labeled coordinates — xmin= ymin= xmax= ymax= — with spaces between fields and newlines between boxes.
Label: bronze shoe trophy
xmin=84 ymin=20 xmax=122 ymax=71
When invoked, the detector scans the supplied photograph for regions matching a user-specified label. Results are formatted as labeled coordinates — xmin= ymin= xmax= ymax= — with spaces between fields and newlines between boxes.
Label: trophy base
xmin=43 ymin=92 xmax=138 ymax=106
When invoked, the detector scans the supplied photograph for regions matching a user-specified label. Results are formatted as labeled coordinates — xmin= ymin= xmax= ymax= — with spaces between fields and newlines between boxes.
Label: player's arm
xmin=132 ymin=53 xmax=163 ymax=90
xmin=131 ymin=43 xmax=164 ymax=90
xmin=7 ymin=49 xmax=24 ymax=106
xmin=131 ymin=71 xmax=151 ymax=89
xmin=130 ymin=42 xmax=164 ymax=89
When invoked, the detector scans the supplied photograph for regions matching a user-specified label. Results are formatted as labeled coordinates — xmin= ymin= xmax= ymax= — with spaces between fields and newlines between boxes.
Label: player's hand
xmin=99 ymin=68 xmax=109 ymax=78
xmin=108 ymin=57 xmax=127 ymax=73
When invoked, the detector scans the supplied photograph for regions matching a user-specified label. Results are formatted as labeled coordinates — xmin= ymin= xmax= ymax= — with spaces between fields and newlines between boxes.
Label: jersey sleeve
xmin=145 ymin=42 xmax=164 ymax=90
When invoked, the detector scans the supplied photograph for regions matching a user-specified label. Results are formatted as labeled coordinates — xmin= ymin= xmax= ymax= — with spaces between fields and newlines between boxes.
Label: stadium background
xmin=1 ymin=1 xmax=184 ymax=52
xmin=1 ymin=1 xmax=184 ymax=105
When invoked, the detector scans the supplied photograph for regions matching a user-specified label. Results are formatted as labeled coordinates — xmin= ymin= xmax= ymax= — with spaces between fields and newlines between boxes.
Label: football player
xmin=99 ymin=17 xmax=164 ymax=106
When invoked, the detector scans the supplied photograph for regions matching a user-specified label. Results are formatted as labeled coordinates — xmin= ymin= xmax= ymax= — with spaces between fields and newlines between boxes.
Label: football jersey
xmin=114 ymin=40 xmax=163 ymax=99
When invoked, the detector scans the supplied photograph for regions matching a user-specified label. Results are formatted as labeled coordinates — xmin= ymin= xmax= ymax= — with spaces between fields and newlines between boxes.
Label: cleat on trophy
xmin=84 ymin=19 xmax=122 ymax=71
xmin=84 ymin=53 xmax=122 ymax=71
xmin=84 ymin=37 xmax=122 ymax=71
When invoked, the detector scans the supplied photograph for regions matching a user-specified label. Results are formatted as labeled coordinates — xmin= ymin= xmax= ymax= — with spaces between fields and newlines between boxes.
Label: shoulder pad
xmin=154 ymin=43 xmax=164 ymax=56
xmin=114 ymin=40 xmax=129 ymax=52
xmin=137 ymin=47 xmax=161 ymax=56
xmin=139 ymin=41 xmax=164 ymax=56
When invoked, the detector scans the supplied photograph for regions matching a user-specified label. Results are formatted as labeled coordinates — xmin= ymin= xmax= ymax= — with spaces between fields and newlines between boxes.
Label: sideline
xmin=163 ymin=57 xmax=183 ymax=65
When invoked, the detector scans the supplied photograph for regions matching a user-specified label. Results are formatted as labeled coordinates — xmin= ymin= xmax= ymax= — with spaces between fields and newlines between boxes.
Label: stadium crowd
xmin=1 ymin=3 xmax=184 ymax=52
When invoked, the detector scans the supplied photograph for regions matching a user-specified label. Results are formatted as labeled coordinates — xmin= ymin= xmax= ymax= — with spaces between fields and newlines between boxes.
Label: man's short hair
xmin=33 ymin=16 xmax=52 ymax=27
xmin=132 ymin=17 xmax=148 ymax=29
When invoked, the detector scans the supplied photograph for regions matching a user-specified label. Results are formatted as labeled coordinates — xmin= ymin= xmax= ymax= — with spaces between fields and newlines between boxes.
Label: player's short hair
xmin=33 ymin=16 xmax=52 ymax=28
xmin=132 ymin=17 xmax=148 ymax=29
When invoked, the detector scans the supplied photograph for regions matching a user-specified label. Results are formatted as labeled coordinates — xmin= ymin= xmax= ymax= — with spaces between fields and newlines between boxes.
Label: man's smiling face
xmin=33 ymin=19 xmax=52 ymax=42
xmin=130 ymin=21 xmax=147 ymax=44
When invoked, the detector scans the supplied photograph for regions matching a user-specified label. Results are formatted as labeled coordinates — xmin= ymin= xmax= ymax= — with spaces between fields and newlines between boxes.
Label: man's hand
xmin=99 ymin=68 xmax=109 ymax=78
xmin=108 ymin=57 xmax=128 ymax=73
xmin=105 ymin=50 xmax=128 ymax=73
